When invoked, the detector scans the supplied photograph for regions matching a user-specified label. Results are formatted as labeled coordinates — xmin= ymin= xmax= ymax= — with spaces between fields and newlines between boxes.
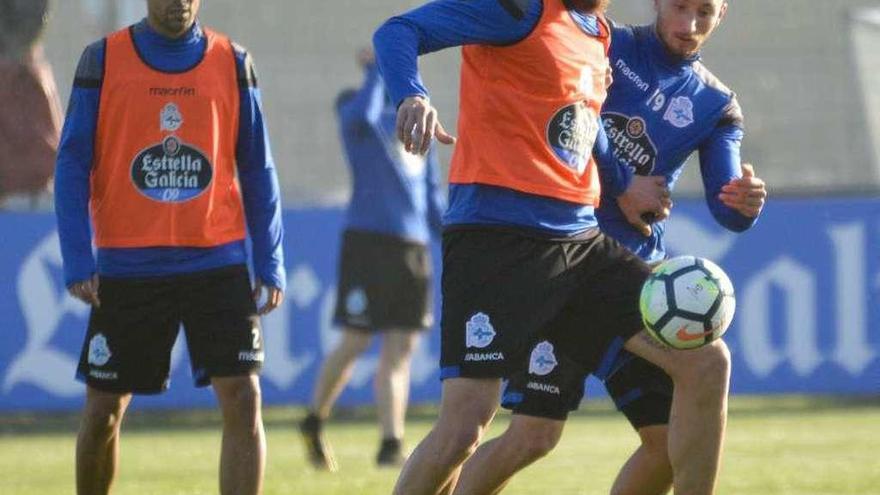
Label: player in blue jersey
xmin=298 ymin=48 xmax=445 ymax=470
xmin=55 ymin=1 xmax=284 ymax=493
xmin=463 ymin=1 xmax=768 ymax=494
xmin=598 ymin=1 xmax=766 ymax=493
xmin=373 ymin=1 xmax=736 ymax=494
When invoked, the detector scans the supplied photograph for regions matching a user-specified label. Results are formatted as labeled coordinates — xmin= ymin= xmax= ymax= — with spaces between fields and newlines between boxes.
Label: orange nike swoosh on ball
xmin=675 ymin=326 xmax=714 ymax=342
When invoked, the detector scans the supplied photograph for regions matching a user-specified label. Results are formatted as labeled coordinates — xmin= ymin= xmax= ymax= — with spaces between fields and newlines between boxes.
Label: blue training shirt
xmin=337 ymin=64 xmax=445 ymax=243
xmin=597 ymin=23 xmax=757 ymax=263
xmin=373 ymin=0 xmax=631 ymax=237
xmin=55 ymin=19 xmax=286 ymax=290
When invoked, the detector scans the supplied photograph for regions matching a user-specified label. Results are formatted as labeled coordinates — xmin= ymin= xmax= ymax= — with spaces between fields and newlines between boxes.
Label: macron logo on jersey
xmin=615 ymin=59 xmax=650 ymax=93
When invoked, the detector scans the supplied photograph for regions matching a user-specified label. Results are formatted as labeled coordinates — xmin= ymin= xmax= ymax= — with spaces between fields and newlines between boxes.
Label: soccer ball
xmin=639 ymin=256 xmax=736 ymax=350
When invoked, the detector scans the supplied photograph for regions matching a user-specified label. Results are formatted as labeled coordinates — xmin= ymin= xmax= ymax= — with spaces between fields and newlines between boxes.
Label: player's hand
xmin=68 ymin=274 xmax=100 ymax=307
xmin=719 ymin=163 xmax=767 ymax=218
xmin=397 ymin=96 xmax=456 ymax=155
xmin=253 ymin=279 xmax=283 ymax=315
xmin=617 ymin=176 xmax=672 ymax=237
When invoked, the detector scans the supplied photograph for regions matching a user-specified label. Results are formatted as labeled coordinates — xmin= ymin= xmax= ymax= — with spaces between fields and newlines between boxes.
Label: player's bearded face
xmin=147 ymin=0 xmax=201 ymax=37
xmin=655 ymin=0 xmax=727 ymax=58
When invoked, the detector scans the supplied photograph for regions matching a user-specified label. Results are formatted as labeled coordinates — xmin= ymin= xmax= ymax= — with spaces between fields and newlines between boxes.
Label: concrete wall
xmin=42 ymin=0 xmax=880 ymax=203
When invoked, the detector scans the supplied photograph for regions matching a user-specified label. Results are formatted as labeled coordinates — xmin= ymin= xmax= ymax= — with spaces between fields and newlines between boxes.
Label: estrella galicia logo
xmin=602 ymin=112 xmax=658 ymax=175
xmin=131 ymin=135 xmax=213 ymax=203
xmin=465 ymin=312 xmax=496 ymax=349
xmin=528 ymin=341 xmax=558 ymax=376
xmin=546 ymin=102 xmax=599 ymax=175
xmin=87 ymin=333 xmax=112 ymax=367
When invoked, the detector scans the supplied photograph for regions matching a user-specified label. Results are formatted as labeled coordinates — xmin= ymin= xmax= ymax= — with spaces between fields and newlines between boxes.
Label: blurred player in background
xmin=0 ymin=0 xmax=62 ymax=209
xmin=55 ymin=1 xmax=285 ymax=494
xmin=299 ymin=47 xmax=445 ymax=471
xmin=373 ymin=0 xmax=738 ymax=494
xmin=471 ymin=1 xmax=768 ymax=494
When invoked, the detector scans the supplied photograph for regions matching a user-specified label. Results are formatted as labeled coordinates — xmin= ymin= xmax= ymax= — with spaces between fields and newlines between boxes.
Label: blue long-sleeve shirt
xmin=337 ymin=64 xmax=445 ymax=243
xmin=54 ymin=19 xmax=285 ymax=289
xmin=373 ymin=0 xmax=631 ymax=237
xmin=596 ymin=23 xmax=758 ymax=263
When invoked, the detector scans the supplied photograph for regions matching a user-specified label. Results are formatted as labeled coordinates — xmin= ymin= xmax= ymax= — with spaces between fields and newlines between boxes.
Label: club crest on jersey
xmin=546 ymin=102 xmax=599 ymax=176
xmin=465 ymin=313 xmax=496 ymax=349
xmin=602 ymin=113 xmax=658 ymax=175
xmin=345 ymin=287 xmax=368 ymax=316
xmin=528 ymin=341 xmax=558 ymax=376
xmin=663 ymin=96 xmax=695 ymax=129
xmin=87 ymin=333 xmax=112 ymax=367
xmin=160 ymin=102 xmax=183 ymax=132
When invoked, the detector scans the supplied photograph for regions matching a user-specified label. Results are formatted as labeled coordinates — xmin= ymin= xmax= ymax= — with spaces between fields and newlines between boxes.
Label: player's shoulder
xmin=691 ymin=61 xmax=743 ymax=127
xmin=498 ymin=0 xmax=535 ymax=19
xmin=607 ymin=21 xmax=650 ymax=55
xmin=74 ymin=39 xmax=107 ymax=88
xmin=607 ymin=18 xmax=637 ymax=41
xmin=229 ymin=40 xmax=258 ymax=89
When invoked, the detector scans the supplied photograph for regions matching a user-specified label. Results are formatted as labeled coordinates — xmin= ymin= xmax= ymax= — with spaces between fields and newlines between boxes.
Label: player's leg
xmin=76 ymin=387 xmax=132 ymax=495
xmin=623 ymin=333 xmax=731 ymax=495
xmin=299 ymin=328 xmax=371 ymax=470
xmin=395 ymin=229 xmax=566 ymax=494
xmin=375 ymin=329 xmax=420 ymax=465
xmin=311 ymin=330 xmax=373 ymax=419
xmin=604 ymin=354 xmax=674 ymax=495
xmin=392 ymin=377 xmax=501 ymax=495
xmin=213 ymin=374 xmax=265 ymax=495
xmin=453 ymin=414 xmax=565 ymax=495
xmin=179 ymin=265 xmax=268 ymax=495
xmin=300 ymin=229 xmax=378 ymax=469
xmin=452 ymin=336 xmax=586 ymax=495
xmin=610 ymin=425 xmax=671 ymax=495
xmin=74 ymin=274 xmax=179 ymax=495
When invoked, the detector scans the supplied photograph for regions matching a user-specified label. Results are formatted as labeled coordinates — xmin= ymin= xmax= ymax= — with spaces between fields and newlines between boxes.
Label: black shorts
xmin=76 ymin=265 xmax=262 ymax=394
xmin=440 ymin=227 xmax=651 ymax=412
xmin=603 ymin=351 xmax=673 ymax=429
xmin=333 ymin=229 xmax=433 ymax=331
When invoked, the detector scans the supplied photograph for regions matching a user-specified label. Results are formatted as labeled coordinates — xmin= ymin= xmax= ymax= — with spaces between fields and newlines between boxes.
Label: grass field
xmin=2 ymin=397 xmax=879 ymax=495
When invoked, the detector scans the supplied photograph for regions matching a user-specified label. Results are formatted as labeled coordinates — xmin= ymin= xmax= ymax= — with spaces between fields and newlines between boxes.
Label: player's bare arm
xmin=718 ymin=162 xmax=766 ymax=218
xmin=397 ymin=95 xmax=456 ymax=155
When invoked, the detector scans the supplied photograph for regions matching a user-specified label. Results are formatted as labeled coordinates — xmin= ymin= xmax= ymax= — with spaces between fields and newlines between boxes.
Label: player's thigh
xmin=380 ymin=329 xmax=421 ymax=361
xmin=548 ymin=233 xmax=652 ymax=376
xmin=178 ymin=265 xmax=261 ymax=388
xmin=604 ymin=353 xmax=673 ymax=429
xmin=623 ymin=331 xmax=731 ymax=383
xmin=77 ymin=275 xmax=180 ymax=394
xmin=502 ymin=234 xmax=652 ymax=420
xmin=437 ymin=377 xmax=502 ymax=430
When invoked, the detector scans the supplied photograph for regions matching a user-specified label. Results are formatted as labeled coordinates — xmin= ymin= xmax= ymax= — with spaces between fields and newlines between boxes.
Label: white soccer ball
xmin=639 ymin=256 xmax=736 ymax=350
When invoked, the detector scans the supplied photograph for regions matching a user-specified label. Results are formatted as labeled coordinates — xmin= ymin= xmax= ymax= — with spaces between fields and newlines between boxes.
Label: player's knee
xmin=340 ymin=330 xmax=372 ymax=357
xmin=638 ymin=425 xmax=669 ymax=458
xmin=670 ymin=340 xmax=731 ymax=389
xmin=216 ymin=377 xmax=262 ymax=426
xmin=83 ymin=398 xmax=127 ymax=436
xmin=437 ymin=422 xmax=484 ymax=464
xmin=520 ymin=429 xmax=561 ymax=461
xmin=508 ymin=419 xmax=563 ymax=461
